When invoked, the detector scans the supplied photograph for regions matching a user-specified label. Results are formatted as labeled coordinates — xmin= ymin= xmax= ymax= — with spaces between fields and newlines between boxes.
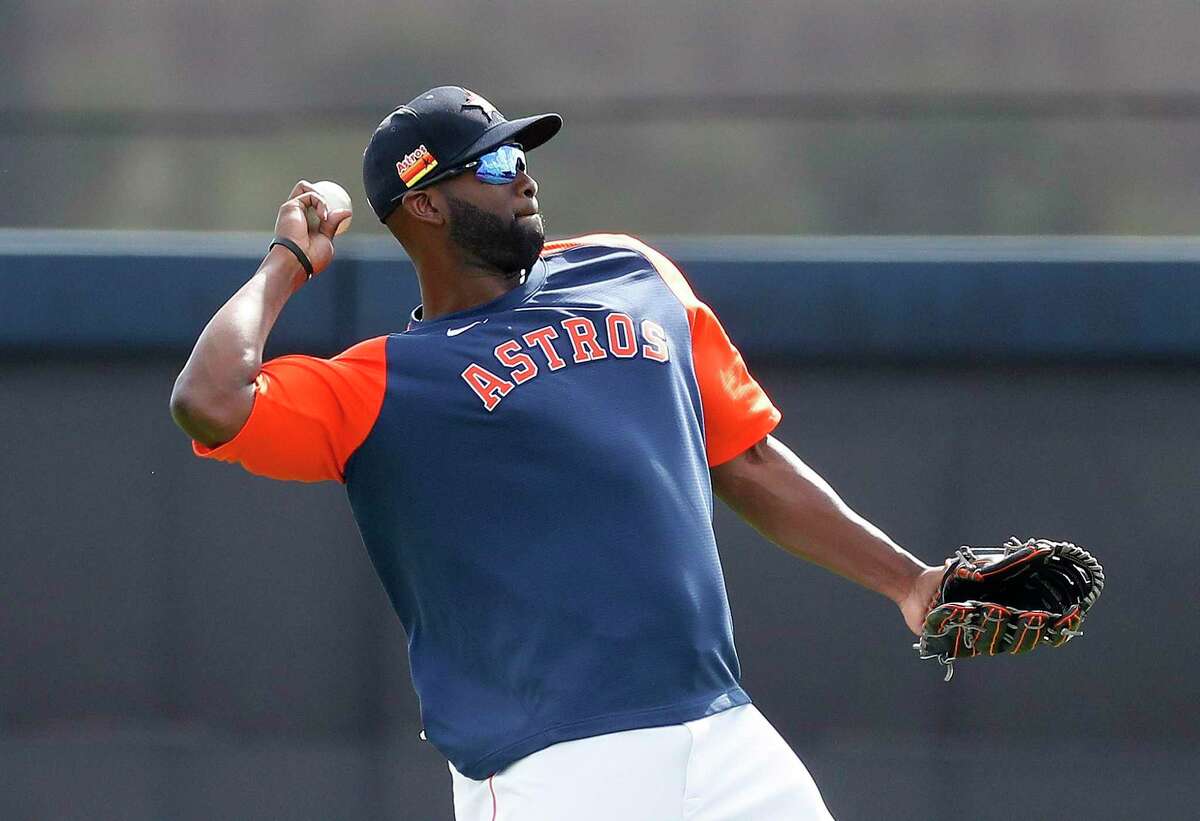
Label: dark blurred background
xmin=2 ymin=2 xmax=1198 ymax=820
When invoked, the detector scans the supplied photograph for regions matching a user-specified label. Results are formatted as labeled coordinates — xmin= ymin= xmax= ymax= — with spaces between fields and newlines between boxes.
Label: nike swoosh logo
xmin=447 ymin=319 xmax=488 ymax=336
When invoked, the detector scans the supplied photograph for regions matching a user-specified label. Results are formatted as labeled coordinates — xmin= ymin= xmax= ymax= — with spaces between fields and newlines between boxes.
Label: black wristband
xmin=269 ymin=237 xmax=314 ymax=279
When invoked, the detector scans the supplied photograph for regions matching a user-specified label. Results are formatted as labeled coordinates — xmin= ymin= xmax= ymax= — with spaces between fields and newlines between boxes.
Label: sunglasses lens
xmin=475 ymin=145 xmax=526 ymax=184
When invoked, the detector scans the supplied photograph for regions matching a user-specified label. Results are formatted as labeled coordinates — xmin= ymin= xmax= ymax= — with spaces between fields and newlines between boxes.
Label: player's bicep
xmin=194 ymin=365 xmax=345 ymax=482
xmin=193 ymin=338 xmax=387 ymax=482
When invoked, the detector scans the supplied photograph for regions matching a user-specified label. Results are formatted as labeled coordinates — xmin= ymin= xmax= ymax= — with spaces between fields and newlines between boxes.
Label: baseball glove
xmin=914 ymin=537 xmax=1104 ymax=680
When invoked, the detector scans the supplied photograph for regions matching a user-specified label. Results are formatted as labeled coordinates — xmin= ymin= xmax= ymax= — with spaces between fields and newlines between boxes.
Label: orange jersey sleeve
xmin=192 ymin=335 xmax=389 ymax=482
xmin=553 ymin=234 xmax=781 ymax=466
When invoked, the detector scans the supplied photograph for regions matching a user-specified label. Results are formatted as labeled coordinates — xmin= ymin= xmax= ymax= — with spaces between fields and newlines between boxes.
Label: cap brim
xmin=455 ymin=112 xmax=562 ymax=163
xmin=394 ymin=113 xmax=562 ymax=202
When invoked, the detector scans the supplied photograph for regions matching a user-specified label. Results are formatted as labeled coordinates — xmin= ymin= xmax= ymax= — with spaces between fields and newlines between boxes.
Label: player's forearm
xmin=170 ymin=248 xmax=307 ymax=445
xmin=711 ymin=435 xmax=930 ymax=605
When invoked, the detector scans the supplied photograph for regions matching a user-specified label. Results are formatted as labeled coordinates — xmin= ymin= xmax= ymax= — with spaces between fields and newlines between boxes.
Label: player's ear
xmin=401 ymin=190 xmax=445 ymax=227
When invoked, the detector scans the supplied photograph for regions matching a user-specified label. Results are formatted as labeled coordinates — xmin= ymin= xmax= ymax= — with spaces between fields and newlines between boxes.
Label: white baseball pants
xmin=448 ymin=704 xmax=834 ymax=820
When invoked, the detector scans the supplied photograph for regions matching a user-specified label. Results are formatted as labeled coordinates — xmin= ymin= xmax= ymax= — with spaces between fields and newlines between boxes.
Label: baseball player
xmin=170 ymin=86 xmax=945 ymax=820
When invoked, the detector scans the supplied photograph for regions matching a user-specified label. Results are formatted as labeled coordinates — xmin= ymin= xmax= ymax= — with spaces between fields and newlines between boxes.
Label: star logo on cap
xmin=462 ymin=90 xmax=500 ymax=123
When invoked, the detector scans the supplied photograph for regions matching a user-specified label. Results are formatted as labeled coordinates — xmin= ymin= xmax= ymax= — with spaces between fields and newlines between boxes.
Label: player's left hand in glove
xmin=914 ymin=537 xmax=1104 ymax=680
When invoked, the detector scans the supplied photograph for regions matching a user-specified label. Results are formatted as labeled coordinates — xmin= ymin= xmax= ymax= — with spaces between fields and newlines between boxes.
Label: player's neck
xmin=413 ymin=260 xmax=524 ymax=321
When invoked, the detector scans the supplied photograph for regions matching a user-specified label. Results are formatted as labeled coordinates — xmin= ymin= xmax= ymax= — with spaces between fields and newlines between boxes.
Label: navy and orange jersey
xmin=194 ymin=234 xmax=780 ymax=779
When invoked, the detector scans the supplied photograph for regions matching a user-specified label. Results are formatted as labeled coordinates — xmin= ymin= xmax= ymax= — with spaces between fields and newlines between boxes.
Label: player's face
xmin=440 ymin=160 xmax=544 ymax=276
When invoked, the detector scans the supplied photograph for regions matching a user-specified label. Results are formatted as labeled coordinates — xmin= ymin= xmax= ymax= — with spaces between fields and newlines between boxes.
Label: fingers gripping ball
xmin=915 ymin=538 xmax=1104 ymax=681
xmin=306 ymin=180 xmax=353 ymax=236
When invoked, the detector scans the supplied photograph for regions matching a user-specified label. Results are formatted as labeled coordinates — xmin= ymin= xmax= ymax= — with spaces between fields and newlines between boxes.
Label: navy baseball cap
xmin=363 ymin=86 xmax=562 ymax=223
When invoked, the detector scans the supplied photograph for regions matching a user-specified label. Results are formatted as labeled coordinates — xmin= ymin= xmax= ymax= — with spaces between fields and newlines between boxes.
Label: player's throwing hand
xmin=273 ymin=180 xmax=352 ymax=277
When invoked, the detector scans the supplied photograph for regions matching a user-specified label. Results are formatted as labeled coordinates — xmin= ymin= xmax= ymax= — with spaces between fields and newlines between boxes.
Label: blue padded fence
xmin=2 ymin=230 xmax=1197 ymax=361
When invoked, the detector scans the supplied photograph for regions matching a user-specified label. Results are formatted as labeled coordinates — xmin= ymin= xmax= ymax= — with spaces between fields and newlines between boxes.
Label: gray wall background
xmin=3 ymin=0 xmax=1200 ymax=235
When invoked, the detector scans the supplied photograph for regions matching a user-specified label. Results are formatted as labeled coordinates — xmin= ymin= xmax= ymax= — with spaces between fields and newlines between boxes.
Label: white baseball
xmin=305 ymin=180 xmax=353 ymax=236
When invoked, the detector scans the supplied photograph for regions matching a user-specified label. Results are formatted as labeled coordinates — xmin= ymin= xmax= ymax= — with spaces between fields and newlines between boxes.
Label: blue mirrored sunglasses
xmin=447 ymin=144 xmax=527 ymax=185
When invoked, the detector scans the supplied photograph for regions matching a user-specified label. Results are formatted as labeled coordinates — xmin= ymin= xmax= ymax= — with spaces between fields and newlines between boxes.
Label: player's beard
xmin=446 ymin=194 xmax=545 ymax=279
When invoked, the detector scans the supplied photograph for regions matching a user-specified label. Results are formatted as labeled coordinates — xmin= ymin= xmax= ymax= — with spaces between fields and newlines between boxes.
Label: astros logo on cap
xmin=397 ymin=144 xmax=438 ymax=188
xmin=462 ymin=90 xmax=500 ymax=123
